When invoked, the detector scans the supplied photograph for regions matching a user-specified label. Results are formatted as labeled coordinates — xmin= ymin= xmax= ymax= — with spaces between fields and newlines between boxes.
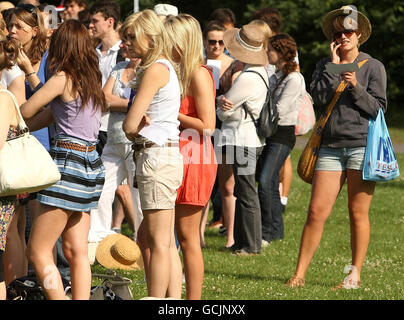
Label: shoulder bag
xmin=0 ymin=89 xmax=61 ymax=196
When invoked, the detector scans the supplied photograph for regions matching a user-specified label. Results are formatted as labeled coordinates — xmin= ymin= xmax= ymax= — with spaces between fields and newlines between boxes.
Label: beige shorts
xmin=134 ymin=146 xmax=183 ymax=210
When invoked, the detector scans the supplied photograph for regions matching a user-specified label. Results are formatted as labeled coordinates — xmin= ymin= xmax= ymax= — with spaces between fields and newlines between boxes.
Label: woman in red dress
xmin=165 ymin=14 xmax=217 ymax=300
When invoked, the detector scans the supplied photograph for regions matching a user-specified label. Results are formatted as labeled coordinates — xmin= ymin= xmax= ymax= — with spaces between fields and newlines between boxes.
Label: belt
xmin=55 ymin=141 xmax=96 ymax=152
xmin=132 ymin=141 xmax=179 ymax=153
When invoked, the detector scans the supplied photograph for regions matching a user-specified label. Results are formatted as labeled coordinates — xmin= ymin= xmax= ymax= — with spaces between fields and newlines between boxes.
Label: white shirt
xmin=216 ymin=65 xmax=268 ymax=147
xmin=96 ymin=40 xmax=122 ymax=132
xmin=1 ymin=65 xmax=23 ymax=88
xmin=144 ymin=59 xmax=181 ymax=142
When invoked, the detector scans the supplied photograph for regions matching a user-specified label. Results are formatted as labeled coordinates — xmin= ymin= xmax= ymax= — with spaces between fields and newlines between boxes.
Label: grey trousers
xmin=232 ymin=146 xmax=263 ymax=254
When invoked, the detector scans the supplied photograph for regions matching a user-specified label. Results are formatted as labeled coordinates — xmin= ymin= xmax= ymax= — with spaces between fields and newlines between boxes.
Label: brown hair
xmin=269 ymin=34 xmax=297 ymax=96
xmin=253 ymin=7 xmax=282 ymax=34
xmin=269 ymin=33 xmax=297 ymax=76
xmin=202 ymin=20 xmax=226 ymax=38
xmin=209 ymin=8 xmax=236 ymax=27
xmin=0 ymin=39 xmax=19 ymax=70
xmin=89 ymin=0 xmax=120 ymax=29
xmin=48 ymin=20 xmax=105 ymax=111
xmin=10 ymin=7 xmax=47 ymax=66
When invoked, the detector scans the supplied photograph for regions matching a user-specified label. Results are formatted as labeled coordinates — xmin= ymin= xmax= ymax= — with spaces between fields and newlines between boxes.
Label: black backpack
xmin=242 ymin=70 xmax=279 ymax=138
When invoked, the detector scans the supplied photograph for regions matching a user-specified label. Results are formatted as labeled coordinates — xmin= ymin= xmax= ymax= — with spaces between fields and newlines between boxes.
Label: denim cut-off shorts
xmin=315 ymin=146 xmax=366 ymax=171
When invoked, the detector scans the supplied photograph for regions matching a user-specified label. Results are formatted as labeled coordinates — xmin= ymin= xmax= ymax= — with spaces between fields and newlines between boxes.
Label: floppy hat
xmin=223 ymin=24 xmax=269 ymax=65
xmin=154 ymin=3 xmax=178 ymax=16
xmin=322 ymin=5 xmax=372 ymax=44
xmin=96 ymin=234 xmax=143 ymax=270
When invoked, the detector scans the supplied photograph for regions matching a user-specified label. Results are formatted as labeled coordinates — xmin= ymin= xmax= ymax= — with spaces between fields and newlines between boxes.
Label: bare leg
xmin=27 ymin=204 xmax=69 ymax=300
xmin=111 ymin=194 xmax=125 ymax=231
xmin=144 ymin=208 xmax=181 ymax=298
xmin=114 ymin=184 xmax=135 ymax=232
xmin=4 ymin=205 xmax=26 ymax=284
xmin=167 ymin=211 xmax=182 ymax=298
xmin=346 ymin=169 xmax=375 ymax=283
xmin=176 ymin=204 xmax=204 ymax=300
xmin=293 ymin=170 xmax=346 ymax=280
xmin=218 ymin=160 xmax=236 ymax=248
xmin=199 ymin=203 xmax=209 ymax=247
xmin=62 ymin=212 xmax=91 ymax=300
xmin=136 ymin=220 xmax=150 ymax=285
xmin=279 ymin=156 xmax=293 ymax=204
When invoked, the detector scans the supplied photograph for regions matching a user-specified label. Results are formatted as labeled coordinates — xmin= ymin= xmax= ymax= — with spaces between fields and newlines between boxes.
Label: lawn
xmin=92 ymin=139 xmax=404 ymax=300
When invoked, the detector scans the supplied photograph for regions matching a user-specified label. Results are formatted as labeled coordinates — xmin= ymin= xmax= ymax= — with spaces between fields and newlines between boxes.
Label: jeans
xmin=232 ymin=146 xmax=263 ymax=253
xmin=258 ymin=142 xmax=291 ymax=242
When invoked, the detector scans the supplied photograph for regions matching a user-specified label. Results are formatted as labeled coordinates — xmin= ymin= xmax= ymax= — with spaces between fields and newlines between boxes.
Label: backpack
xmin=242 ymin=70 xmax=279 ymax=139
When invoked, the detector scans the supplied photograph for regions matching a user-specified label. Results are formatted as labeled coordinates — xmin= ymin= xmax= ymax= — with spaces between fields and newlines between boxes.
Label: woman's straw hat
xmin=96 ymin=234 xmax=143 ymax=271
xmin=322 ymin=5 xmax=372 ymax=44
xmin=223 ymin=24 xmax=268 ymax=65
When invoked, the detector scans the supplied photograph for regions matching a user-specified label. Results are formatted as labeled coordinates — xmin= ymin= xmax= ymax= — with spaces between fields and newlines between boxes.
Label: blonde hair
xmin=119 ymin=9 xmax=176 ymax=88
xmin=163 ymin=14 xmax=204 ymax=97
xmin=248 ymin=19 xmax=273 ymax=50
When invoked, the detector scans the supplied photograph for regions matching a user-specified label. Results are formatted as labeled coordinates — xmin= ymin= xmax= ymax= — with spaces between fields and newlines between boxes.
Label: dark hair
xmin=253 ymin=7 xmax=282 ymax=34
xmin=1 ymin=8 xmax=14 ymax=26
xmin=0 ymin=39 xmax=19 ymax=70
xmin=48 ymin=20 xmax=105 ymax=111
xmin=269 ymin=34 xmax=297 ymax=76
xmin=269 ymin=34 xmax=297 ymax=96
xmin=78 ymin=8 xmax=91 ymax=28
xmin=65 ymin=0 xmax=88 ymax=8
xmin=203 ymin=20 xmax=226 ymax=38
xmin=89 ymin=0 xmax=120 ymax=29
xmin=10 ymin=7 xmax=47 ymax=66
xmin=209 ymin=8 xmax=236 ymax=27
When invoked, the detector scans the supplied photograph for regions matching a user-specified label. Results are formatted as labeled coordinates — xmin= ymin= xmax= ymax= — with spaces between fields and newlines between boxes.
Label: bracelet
xmin=26 ymin=71 xmax=36 ymax=78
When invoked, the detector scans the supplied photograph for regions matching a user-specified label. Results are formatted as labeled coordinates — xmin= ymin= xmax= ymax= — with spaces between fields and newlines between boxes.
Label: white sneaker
xmin=261 ymin=239 xmax=270 ymax=248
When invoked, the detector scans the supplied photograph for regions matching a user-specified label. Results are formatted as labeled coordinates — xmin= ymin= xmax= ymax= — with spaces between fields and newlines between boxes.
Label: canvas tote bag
xmin=0 ymin=89 xmax=61 ymax=196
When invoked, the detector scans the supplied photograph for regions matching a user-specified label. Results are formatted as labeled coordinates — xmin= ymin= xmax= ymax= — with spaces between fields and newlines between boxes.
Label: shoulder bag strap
xmin=0 ymin=89 xmax=28 ymax=132
xmin=241 ymin=70 xmax=269 ymax=125
xmin=321 ymin=59 xmax=369 ymax=125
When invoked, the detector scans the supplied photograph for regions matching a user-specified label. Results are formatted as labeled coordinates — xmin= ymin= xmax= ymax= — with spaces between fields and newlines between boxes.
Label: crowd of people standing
xmin=0 ymin=0 xmax=387 ymax=300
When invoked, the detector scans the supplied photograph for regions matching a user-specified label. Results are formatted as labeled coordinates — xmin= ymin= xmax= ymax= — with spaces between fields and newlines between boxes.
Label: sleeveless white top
xmin=145 ymin=59 xmax=181 ymax=142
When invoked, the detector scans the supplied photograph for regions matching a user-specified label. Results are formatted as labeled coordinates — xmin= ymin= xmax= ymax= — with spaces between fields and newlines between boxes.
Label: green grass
xmin=92 ymin=145 xmax=404 ymax=300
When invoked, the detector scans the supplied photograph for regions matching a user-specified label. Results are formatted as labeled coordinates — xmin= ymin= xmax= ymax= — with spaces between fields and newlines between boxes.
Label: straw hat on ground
xmin=96 ymin=234 xmax=143 ymax=270
xmin=322 ymin=5 xmax=372 ymax=45
xmin=223 ymin=24 xmax=268 ymax=65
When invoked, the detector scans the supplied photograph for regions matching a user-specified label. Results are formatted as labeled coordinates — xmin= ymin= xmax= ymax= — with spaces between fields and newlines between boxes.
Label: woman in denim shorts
xmin=286 ymin=6 xmax=387 ymax=289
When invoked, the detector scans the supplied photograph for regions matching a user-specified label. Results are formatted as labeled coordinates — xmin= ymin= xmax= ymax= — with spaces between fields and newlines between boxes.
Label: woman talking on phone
xmin=286 ymin=5 xmax=387 ymax=289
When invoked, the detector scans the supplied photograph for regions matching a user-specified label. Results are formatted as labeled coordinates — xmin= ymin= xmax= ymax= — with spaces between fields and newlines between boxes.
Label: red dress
xmin=176 ymin=67 xmax=218 ymax=206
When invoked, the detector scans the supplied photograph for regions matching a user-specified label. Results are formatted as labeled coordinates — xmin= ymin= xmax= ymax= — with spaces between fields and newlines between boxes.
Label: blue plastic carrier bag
xmin=363 ymin=109 xmax=400 ymax=181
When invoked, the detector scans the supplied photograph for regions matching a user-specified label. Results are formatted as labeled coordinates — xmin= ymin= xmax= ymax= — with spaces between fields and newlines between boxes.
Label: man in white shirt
xmin=89 ymin=0 xmax=121 ymax=156
xmin=87 ymin=0 xmax=128 ymax=256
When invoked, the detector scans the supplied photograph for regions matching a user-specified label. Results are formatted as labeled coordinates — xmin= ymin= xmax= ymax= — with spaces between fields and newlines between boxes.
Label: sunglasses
xmin=208 ymin=39 xmax=224 ymax=46
xmin=333 ymin=29 xmax=357 ymax=40
xmin=16 ymin=3 xmax=38 ymax=19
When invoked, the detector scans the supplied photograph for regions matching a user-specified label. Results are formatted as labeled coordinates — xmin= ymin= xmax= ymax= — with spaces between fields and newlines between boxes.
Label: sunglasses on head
xmin=333 ymin=29 xmax=357 ymax=40
xmin=208 ymin=39 xmax=224 ymax=46
xmin=16 ymin=3 xmax=38 ymax=19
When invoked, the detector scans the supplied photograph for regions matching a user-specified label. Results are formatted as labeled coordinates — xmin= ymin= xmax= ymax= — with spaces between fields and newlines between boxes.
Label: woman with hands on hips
xmin=286 ymin=5 xmax=387 ymax=289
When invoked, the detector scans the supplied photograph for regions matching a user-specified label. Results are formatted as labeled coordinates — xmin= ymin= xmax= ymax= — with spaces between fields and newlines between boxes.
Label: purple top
xmin=50 ymin=97 xmax=101 ymax=142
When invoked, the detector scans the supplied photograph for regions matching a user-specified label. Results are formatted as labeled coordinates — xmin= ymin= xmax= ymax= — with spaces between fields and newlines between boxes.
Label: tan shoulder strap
xmin=0 ymin=89 xmax=28 ymax=131
xmin=322 ymin=59 xmax=369 ymax=123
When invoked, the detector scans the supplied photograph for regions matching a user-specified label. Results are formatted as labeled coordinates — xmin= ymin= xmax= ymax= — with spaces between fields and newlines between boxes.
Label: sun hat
xmin=322 ymin=5 xmax=372 ymax=45
xmin=154 ymin=3 xmax=178 ymax=16
xmin=223 ymin=24 xmax=269 ymax=65
xmin=95 ymin=234 xmax=143 ymax=271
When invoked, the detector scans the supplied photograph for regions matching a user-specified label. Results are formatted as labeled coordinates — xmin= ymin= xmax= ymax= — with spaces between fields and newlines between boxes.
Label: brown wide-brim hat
xmin=322 ymin=5 xmax=372 ymax=45
xmin=96 ymin=234 xmax=143 ymax=271
xmin=223 ymin=24 xmax=269 ymax=65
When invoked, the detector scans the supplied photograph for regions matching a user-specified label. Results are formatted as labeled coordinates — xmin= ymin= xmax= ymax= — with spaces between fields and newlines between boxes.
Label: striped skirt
xmin=37 ymin=135 xmax=105 ymax=212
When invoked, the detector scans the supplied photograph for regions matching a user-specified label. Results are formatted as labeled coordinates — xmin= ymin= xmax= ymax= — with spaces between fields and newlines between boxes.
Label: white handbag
xmin=0 ymin=89 xmax=61 ymax=197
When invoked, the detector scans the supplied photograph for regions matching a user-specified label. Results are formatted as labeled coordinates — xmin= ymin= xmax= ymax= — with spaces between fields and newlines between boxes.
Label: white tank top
xmin=145 ymin=59 xmax=181 ymax=142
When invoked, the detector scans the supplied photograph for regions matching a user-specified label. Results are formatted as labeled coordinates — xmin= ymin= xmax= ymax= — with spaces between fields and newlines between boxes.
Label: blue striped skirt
xmin=37 ymin=135 xmax=105 ymax=212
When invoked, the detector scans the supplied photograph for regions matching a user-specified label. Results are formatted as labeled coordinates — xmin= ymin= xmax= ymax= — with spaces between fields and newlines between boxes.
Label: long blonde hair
xmin=119 ymin=9 xmax=177 ymax=88
xmin=164 ymin=14 xmax=204 ymax=97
